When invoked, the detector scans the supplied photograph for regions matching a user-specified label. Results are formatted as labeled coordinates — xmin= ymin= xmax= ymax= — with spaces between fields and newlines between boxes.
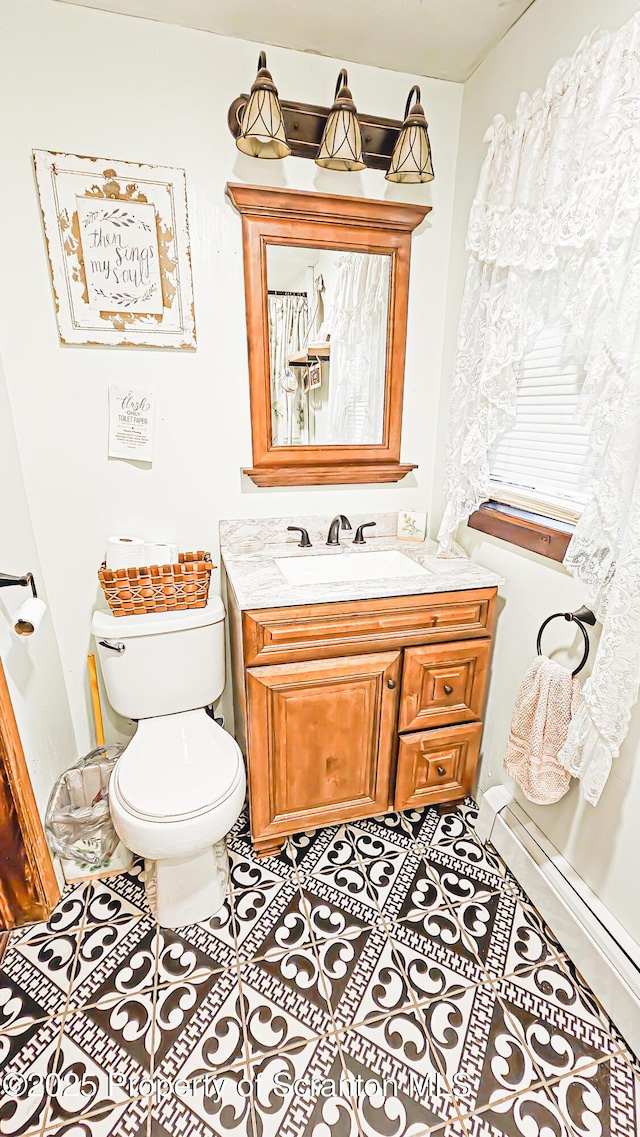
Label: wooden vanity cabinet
xmin=228 ymin=586 xmax=497 ymax=857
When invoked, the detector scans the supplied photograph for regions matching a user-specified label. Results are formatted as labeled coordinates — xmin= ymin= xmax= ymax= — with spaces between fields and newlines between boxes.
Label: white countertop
xmin=221 ymin=528 xmax=502 ymax=612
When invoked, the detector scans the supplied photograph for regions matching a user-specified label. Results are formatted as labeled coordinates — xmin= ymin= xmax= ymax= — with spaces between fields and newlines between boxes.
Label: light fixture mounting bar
xmin=228 ymin=95 xmax=403 ymax=171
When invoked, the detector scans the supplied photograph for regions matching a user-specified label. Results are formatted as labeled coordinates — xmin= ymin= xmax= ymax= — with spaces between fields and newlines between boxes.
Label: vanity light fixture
xmin=386 ymin=86 xmax=434 ymax=184
xmin=227 ymin=59 xmax=434 ymax=181
xmin=235 ymin=52 xmax=291 ymax=160
xmin=315 ymin=70 xmax=365 ymax=172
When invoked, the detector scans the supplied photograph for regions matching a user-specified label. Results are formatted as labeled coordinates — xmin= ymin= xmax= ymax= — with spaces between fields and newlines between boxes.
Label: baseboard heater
xmin=476 ymin=786 xmax=640 ymax=1058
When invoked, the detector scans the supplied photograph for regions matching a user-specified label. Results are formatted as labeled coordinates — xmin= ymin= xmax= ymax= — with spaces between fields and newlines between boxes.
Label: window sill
xmin=467 ymin=501 xmax=574 ymax=563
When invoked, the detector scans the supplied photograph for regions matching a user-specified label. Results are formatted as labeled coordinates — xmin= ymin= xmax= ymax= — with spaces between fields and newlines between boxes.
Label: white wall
xmin=437 ymin=0 xmax=640 ymax=946
xmin=0 ymin=0 xmax=462 ymax=754
xmin=0 ymin=354 xmax=77 ymax=815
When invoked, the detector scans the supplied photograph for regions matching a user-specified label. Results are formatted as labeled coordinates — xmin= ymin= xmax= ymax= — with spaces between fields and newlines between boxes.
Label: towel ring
xmin=536 ymin=612 xmax=590 ymax=677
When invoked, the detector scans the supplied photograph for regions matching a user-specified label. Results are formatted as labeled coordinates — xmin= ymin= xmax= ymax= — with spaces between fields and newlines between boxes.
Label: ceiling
xmin=55 ymin=0 xmax=537 ymax=82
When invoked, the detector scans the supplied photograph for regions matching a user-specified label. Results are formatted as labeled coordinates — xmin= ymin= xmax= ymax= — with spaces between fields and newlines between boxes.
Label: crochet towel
xmin=503 ymin=655 xmax=581 ymax=805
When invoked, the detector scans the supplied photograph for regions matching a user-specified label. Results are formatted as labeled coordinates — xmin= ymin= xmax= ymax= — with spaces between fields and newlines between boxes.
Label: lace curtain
xmin=268 ymin=294 xmax=308 ymax=446
xmin=438 ymin=11 xmax=640 ymax=804
xmin=323 ymin=252 xmax=390 ymax=444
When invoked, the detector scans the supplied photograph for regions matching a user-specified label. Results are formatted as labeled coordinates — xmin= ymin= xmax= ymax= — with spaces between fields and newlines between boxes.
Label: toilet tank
xmin=92 ymin=598 xmax=227 ymax=720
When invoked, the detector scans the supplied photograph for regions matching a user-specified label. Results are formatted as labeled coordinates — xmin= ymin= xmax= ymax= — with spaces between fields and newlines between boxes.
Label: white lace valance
xmin=438 ymin=10 xmax=640 ymax=804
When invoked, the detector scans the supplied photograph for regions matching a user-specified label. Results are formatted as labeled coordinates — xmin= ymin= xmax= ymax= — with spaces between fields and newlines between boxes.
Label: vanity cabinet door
xmin=398 ymin=639 xmax=491 ymax=732
xmin=394 ymin=722 xmax=482 ymax=811
xmin=246 ymin=651 xmax=401 ymax=852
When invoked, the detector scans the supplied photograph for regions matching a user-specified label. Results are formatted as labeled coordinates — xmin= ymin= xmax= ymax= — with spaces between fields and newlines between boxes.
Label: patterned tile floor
xmin=0 ymin=799 xmax=638 ymax=1136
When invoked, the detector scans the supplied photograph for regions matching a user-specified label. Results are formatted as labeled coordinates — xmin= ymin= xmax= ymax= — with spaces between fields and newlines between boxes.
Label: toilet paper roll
xmin=105 ymin=536 xmax=147 ymax=570
xmin=144 ymin=542 xmax=179 ymax=566
xmin=13 ymin=597 xmax=47 ymax=638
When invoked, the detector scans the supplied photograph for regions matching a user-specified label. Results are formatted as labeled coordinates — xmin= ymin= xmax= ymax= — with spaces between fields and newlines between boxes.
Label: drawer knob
xmin=387 ymin=678 xmax=397 ymax=689
xmin=444 ymin=684 xmax=454 ymax=695
xmin=437 ymin=765 xmax=446 ymax=776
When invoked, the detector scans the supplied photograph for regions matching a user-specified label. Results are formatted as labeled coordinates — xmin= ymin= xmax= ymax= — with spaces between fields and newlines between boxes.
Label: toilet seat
xmin=113 ymin=710 xmax=244 ymax=824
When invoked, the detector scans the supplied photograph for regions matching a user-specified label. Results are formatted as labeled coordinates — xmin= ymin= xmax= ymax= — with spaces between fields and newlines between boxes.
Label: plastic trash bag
xmin=45 ymin=744 xmax=124 ymax=868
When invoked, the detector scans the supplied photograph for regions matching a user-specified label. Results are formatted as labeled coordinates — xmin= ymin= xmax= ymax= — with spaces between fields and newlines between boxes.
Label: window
xmin=488 ymin=319 xmax=596 ymax=523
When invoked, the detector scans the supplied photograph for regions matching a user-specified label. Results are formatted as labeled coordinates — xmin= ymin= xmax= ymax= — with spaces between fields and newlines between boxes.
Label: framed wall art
xmin=33 ymin=150 xmax=196 ymax=348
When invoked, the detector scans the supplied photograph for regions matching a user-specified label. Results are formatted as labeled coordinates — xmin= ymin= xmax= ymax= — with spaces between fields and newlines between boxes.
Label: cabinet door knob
xmin=387 ymin=678 xmax=397 ymax=689
xmin=437 ymin=765 xmax=446 ymax=776
xmin=444 ymin=684 xmax=453 ymax=695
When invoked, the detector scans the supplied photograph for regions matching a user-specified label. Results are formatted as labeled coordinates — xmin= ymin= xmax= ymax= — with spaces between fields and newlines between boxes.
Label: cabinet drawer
xmin=243 ymin=588 xmax=497 ymax=666
xmin=394 ymin=722 xmax=482 ymax=811
xmin=399 ymin=639 xmax=491 ymax=731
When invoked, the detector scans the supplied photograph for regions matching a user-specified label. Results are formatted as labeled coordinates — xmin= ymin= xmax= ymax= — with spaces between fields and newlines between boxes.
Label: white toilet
xmin=92 ymin=598 xmax=246 ymax=928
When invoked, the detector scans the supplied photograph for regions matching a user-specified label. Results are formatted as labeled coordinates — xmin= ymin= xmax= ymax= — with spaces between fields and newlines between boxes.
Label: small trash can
xmin=45 ymin=744 xmax=124 ymax=869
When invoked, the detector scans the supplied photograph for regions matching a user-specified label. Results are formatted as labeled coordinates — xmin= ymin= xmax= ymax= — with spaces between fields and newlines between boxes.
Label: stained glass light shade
xmin=316 ymin=70 xmax=365 ymax=172
xmin=386 ymin=86 xmax=434 ymax=184
xmin=236 ymin=52 xmax=290 ymax=160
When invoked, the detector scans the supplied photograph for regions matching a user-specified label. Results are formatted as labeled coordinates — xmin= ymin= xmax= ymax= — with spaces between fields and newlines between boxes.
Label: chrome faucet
xmin=326 ymin=514 xmax=352 ymax=546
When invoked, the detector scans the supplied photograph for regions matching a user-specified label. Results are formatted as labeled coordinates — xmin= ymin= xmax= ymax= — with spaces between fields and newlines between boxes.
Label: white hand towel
xmin=503 ymin=655 xmax=581 ymax=805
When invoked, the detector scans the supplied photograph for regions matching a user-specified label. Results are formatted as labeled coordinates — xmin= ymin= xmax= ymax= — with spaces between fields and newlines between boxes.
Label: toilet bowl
xmin=92 ymin=599 xmax=246 ymax=928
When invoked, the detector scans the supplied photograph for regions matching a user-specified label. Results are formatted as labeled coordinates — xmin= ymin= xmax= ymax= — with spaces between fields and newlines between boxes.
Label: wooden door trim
xmin=0 ymin=659 xmax=60 ymax=926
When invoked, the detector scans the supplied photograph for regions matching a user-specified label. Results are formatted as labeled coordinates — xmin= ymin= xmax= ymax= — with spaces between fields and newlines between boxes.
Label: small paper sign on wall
xmin=109 ymin=385 xmax=156 ymax=463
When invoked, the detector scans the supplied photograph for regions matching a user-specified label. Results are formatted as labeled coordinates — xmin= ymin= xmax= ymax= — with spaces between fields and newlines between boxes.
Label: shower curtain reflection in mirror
xmin=268 ymin=293 xmax=309 ymax=446
xmin=325 ymin=252 xmax=390 ymax=445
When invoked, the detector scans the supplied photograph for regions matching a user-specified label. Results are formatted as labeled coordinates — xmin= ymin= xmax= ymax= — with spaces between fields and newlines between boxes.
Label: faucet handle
xmin=353 ymin=522 xmax=377 ymax=545
xmin=287 ymin=526 xmax=312 ymax=548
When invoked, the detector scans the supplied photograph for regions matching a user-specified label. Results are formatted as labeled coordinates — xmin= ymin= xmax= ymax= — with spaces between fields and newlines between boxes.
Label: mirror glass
xmin=266 ymin=244 xmax=391 ymax=447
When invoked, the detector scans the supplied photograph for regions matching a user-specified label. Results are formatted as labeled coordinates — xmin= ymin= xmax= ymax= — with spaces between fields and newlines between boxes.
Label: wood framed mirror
xmin=226 ymin=184 xmax=430 ymax=486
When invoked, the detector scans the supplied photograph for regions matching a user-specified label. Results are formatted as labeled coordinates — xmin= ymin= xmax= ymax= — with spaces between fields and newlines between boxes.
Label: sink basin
xmin=274 ymin=549 xmax=432 ymax=586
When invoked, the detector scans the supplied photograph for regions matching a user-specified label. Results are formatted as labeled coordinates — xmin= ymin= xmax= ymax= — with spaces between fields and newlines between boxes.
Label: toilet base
xmin=143 ymin=840 xmax=230 ymax=928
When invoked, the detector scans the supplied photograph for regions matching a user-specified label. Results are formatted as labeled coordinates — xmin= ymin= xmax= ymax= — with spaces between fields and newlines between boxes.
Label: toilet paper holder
xmin=0 ymin=571 xmax=38 ymax=598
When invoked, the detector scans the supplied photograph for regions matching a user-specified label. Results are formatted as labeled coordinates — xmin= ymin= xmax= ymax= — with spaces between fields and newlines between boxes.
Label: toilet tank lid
xmin=92 ymin=596 xmax=225 ymax=639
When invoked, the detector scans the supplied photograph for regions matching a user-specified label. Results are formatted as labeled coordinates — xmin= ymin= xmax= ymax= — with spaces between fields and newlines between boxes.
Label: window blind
xmin=489 ymin=319 xmax=596 ymax=523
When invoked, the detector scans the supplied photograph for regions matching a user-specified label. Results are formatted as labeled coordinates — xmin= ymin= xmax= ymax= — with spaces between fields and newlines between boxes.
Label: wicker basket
xmin=98 ymin=551 xmax=213 ymax=617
